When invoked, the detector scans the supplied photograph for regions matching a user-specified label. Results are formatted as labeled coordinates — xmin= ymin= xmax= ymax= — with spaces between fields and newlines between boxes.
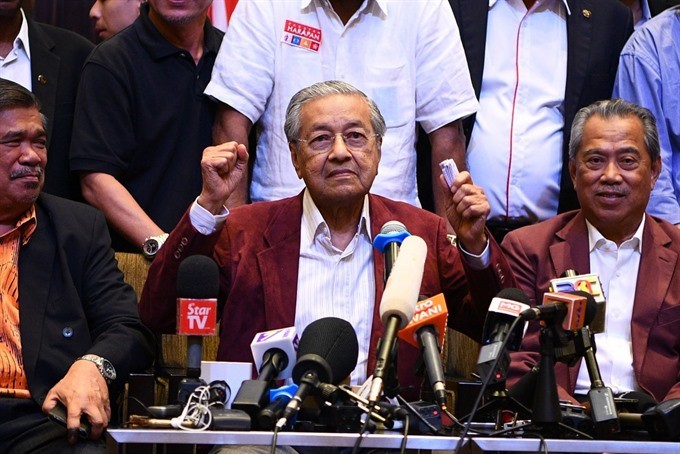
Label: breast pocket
xmin=657 ymin=303 xmax=680 ymax=328
xmin=362 ymin=64 xmax=413 ymax=129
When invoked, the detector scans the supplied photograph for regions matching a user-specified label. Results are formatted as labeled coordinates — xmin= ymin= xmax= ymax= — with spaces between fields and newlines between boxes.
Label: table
xmin=108 ymin=429 xmax=467 ymax=450
xmin=108 ymin=429 xmax=680 ymax=452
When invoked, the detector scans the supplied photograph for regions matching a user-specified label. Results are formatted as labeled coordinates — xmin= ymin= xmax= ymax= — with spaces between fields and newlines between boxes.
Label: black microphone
xmin=277 ymin=317 xmax=359 ymax=428
xmin=398 ymin=294 xmax=449 ymax=409
xmin=231 ymin=327 xmax=298 ymax=420
xmin=476 ymin=288 xmax=530 ymax=385
xmin=257 ymin=384 xmax=298 ymax=430
xmin=175 ymin=255 xmax=219 ymax=404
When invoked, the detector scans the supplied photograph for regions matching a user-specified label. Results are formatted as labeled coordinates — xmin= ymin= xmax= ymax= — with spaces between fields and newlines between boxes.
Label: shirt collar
xmin=488 ymin=0 xmax=571 ymax=15
xmin=14 ymin=9 xmax=31 ymax=60
xmin=302 ymin=0 xmax=387 ymax=17
xmin=0 ymin=205 xmax=37 ymax=246
xmin=638 ymin=0 xmax=652 ymax=28
xmin=586 ymin=214 xmax=645 ymax=253
xmin=136 ymin=2 xmax=221 ymax=61
xmin=301 ymin=189 xmax=371 ymax=249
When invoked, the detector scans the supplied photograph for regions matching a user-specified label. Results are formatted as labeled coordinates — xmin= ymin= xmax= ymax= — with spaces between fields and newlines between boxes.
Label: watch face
xmin=102 ymin=360 xmax=117 ymax=381
xmin=143 ymin=239 xmax=159 ymax=256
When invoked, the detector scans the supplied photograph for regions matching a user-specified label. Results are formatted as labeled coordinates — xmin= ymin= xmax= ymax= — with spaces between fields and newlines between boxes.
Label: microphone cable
xmin=453 ymin=315 xmax=524 ymax=454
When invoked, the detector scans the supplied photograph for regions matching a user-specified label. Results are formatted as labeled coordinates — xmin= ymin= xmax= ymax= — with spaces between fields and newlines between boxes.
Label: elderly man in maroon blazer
xmin=139 ymin=80 xmax=515 ymax=398
xmin=504 ymin=99 xmax=680 ymax=406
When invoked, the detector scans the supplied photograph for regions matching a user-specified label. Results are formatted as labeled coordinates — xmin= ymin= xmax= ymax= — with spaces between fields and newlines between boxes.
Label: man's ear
xmin=569 ymin=157 xmax=577 ymax=189
xmin=289 ymin=142 xmax=303 ymax=179
xmin=651 ymin=155 xmax=662 ymax=189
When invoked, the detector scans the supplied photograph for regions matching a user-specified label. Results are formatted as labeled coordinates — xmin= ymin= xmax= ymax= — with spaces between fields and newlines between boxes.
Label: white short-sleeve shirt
xmin=205 ymin=0 xmax=478 ymax=206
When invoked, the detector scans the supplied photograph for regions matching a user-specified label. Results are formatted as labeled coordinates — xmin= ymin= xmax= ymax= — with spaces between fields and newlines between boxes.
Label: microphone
xmin=369 ymin=235 xmax=427 ymax=404
xmin=520 ymin=291 xmax=589 ymax=332
xmin=373 ymin=220 xmax=410 ymax=282
xmin=550 ymin=270 xmax=606 ymax=333
xmin=231 ymin=327 xmax=298 ymax=420
xmin=476 ymin=288 xmax=531 ymax=385
xmin=277 ymin=317 xmax=359 ymax=428
xmin=257 ymin=384 xmax=298 ymax=430
xmin=398 ymin=294 xmax=449 ymax=409
xmin=176 ymin=255 xmax=219 ymax=379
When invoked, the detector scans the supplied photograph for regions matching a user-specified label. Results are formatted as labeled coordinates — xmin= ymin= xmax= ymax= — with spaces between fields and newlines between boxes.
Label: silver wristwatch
xmin=77 ymin=354 xmax=116 ymax=384
xmin=142 ymin=233 xmax=169 ymax=260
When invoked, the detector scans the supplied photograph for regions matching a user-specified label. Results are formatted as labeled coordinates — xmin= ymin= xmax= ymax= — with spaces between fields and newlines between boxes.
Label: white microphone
xmin=369 ymin=235 xmax=427 ymax=403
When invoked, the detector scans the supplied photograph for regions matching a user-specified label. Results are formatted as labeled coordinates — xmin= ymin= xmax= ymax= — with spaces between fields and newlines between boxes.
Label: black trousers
xmin=0 ymin=398 xmax=105 ymax=454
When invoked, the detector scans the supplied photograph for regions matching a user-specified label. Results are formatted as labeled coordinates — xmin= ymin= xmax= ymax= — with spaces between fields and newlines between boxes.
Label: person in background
xmin=0 ymin=0 xmax=93 ymax=201
xmin=449 ymin=0 xmax=633 ymax=243
xmin=89 ymin=0 xmax=144 ymax=41
xmin=206 ymin=0 xmax=478 ymax=225
xmin=0 ymin=79 xmax=154 ymax=452
xmin=70 ymin=0 xmax=223 ymax=254
xmin=618 ymin=0 xmax=680 ymax=29
xmin=613 ymin=6 xmax=680 ymax=226
xmin=504 ymin=99 xmax=680 ymax=408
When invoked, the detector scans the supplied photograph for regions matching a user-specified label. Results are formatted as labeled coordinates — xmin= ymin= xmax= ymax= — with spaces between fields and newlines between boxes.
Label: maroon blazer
xmin=502 ymin=210 xmax=680 ymax=403
xmin=140 ymin=193 xmax=514 ymax=396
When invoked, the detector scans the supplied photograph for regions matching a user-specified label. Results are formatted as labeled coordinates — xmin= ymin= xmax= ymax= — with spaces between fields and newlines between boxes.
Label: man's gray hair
xmin=0 ymin=79 xmax=48 ymax=129
xmin=569 ymin=98 xmax=660 ymax=162
xmin=284 ymin=80 xmax=387 ymax=144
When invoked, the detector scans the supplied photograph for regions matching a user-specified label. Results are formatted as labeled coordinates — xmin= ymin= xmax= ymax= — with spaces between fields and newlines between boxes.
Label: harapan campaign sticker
xmin=282 ymin=20 xmax=321 ymax=52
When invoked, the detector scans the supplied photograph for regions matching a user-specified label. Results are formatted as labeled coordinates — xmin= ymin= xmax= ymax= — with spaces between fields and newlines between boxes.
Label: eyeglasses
xmin=296 ymin=131 xmax=381 ymax=155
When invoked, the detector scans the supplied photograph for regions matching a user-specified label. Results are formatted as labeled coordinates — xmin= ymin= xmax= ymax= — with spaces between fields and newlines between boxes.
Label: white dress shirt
xmin=574 ymin=217 xmax=644 ymax=395
xmin=0 ymin=9 xmax=32 ymax=90
xmin=295 ymin=191 xmax=375 ymax=385
xmin=467 ymin=0 xmax=568 ymax=222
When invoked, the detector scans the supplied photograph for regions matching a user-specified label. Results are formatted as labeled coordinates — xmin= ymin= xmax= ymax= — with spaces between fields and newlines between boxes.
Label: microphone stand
xmin=532 ymin=326 xmax=562 ymax=427
xmin=572 ymin=327 xmax=620 ymax=437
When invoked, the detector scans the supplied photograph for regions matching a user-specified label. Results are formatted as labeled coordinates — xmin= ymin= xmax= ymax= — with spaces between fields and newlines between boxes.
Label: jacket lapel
xmin=27 ymin=20 xmax=59 ymax=150
xmin=549 ymin=211 xmax=591 ymax=278
xmin=631 ymin=217 xmax=676 ymax=374
xmin=18 ymin=199 xmax=56 ymax=382
xmin=257 ymin=195 xmax=304 ymax=328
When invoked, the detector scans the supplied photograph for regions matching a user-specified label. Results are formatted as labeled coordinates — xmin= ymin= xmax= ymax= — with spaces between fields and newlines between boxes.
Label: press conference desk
xmin=108 ymin=429 xmax=466 ymax=450
xmin=108 ymin=429 xmax=680 ymax=453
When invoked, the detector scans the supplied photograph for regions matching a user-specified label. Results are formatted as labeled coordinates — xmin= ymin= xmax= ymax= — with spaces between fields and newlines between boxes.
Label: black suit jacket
xmin=27 ymin=20 xmax=93 ymax=200
xmin=449 ymin=0 xmax=633 ymax=213
xmin=18 ymin=194 xmax=154 ymax=405
xmin=649 ymin=0 xmax=680 ymax=16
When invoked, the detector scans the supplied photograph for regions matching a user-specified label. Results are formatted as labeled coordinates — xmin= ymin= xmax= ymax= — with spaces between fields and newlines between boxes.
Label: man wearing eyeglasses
xmin=139 ymin=81 xmax=514 ymax=398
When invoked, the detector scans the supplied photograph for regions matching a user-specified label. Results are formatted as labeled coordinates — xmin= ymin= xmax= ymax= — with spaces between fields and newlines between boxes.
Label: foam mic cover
xmin=176 ymin=255 xmax=219 ymax=336
xmin=176 ymin=255 xmax=219 ymax=379
xmin=379 ymin=235 xmax=427 ymax=328
xmin=278 ymin=318 xmax=359 ymax=427
xmin=292 ymin=317 xmax=359 ymax=386
xmin=177 ymin=255 xmax=219 ymax=299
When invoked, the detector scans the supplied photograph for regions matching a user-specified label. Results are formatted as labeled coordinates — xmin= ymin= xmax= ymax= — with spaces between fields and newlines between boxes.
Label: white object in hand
xmin=439 ymin=159 xmax=459 ymax=188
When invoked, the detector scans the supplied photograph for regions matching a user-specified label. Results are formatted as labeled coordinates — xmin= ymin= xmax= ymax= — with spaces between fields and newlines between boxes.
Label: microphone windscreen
xmin=379 ymin=235 xmax=427 ymax=328
xmin=292 ymin=317 xmax=359 ymax=385
xmin=496 ymin=287 xmax=531 ymax=305
xmin=177 ymin=255 xmax=219 ymax=299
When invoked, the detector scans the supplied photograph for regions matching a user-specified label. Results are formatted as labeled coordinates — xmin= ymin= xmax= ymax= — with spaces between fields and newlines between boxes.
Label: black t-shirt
xmin=70 ymin=3 xmax=224 ymax=251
